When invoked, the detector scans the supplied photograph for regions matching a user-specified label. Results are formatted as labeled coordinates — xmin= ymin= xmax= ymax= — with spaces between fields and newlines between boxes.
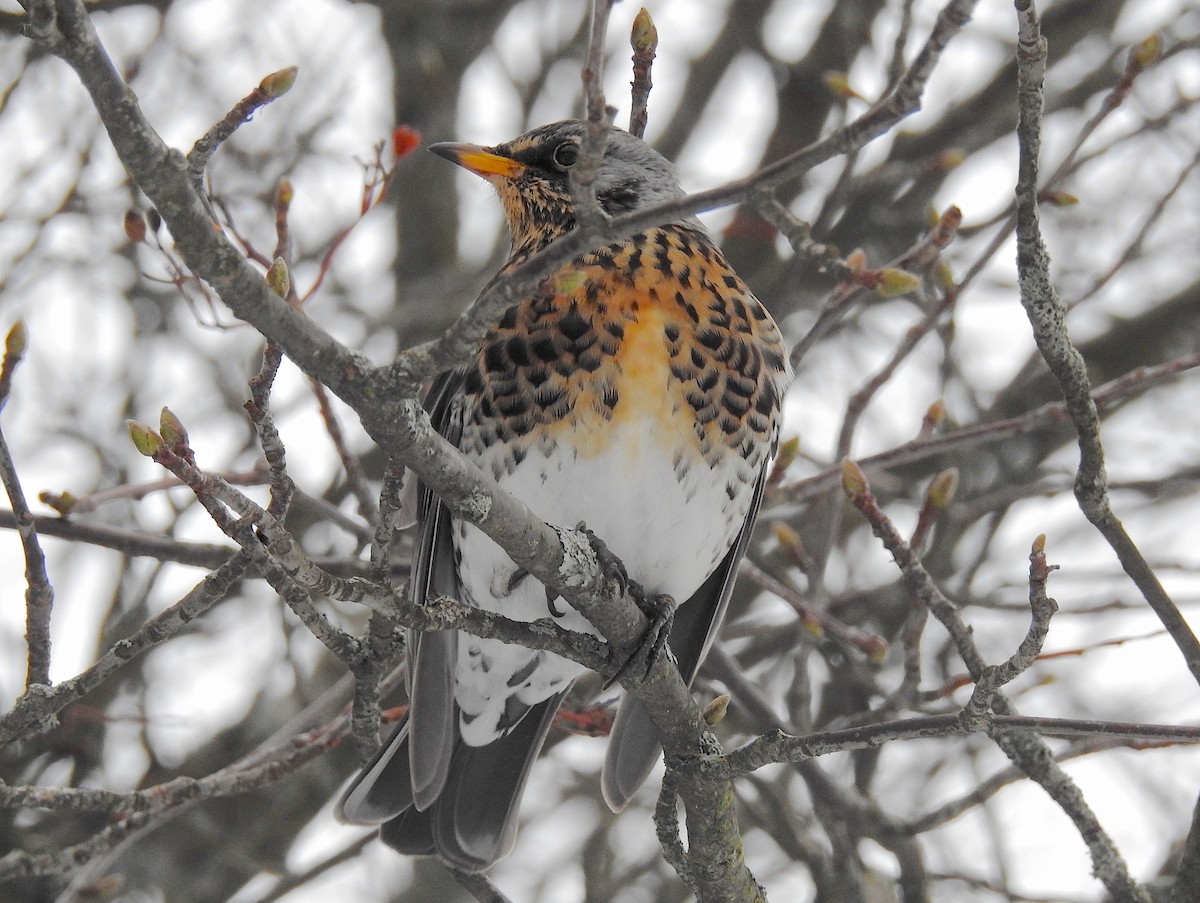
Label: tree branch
xmin=1011 ymin=0 xmax=1200 ymax=687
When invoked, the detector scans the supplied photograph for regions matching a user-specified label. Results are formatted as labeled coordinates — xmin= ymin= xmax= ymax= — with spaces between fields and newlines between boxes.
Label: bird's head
xmin=429 ymin=120 xmax=687 ymax=258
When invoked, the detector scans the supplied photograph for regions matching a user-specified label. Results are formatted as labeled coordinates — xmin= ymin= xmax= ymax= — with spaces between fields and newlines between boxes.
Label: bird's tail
xmin=337 ymin=689 xmax=568 ymax=873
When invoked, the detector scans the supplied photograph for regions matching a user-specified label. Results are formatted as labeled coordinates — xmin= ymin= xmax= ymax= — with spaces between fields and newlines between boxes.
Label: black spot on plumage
xmin=697 ymin=369 xmax=719 ymax=391
xmin=697 ymin=329 xmax=723 ymax=351
xmin=464 ymin=366 xmax=484 ymax=394
xmin=558 ymin=309 xmax=590 ymax=342
xmin=744 ymin=346 xmax=762 ymax=379
xmin=690 ymin=347 xmax=706 ymax=369
xmin=498 ymin=393 xmax=530 ymax=417
xmin=664 ymin=323 xmax=680 ymax=343
xmin=727 ymin=375 xmax=756 ymax=398
xmin=670 ymin=363 xmax=690 ymax=381
xmin=719 ymin=416 xmax=741 ymax=435
xmin=602 ymin=385 xmax=619 ymax=409
xmin=723 ymin=274 xmax=739 ymax=289
xmin=755 ymin=388 xmax=776 ymax=416
xmin=723 ymin=392 xmax=750 ymax=417
xmin=724 ymin=341 xmax=747 ymax=369
xmin=499 ymin=306 xmax=519 ymax=329
xmin=765 ymin=349 xmax=787 ymax=371
xmin=655 ymin=245 xmax=671 ymax=274
xmin=531 ymin=336 xmax=558 ymax=362
xmin=530 ymin=295 xmax=556 ymax=320
xmin=506 ymin=335 xmax=532 ymax=367
xmin=484 ymin=343 xmax=507 ymax=373
xmin=577 ymin=348 xmax=603 ymax=372
xmin=534 ymin=384 xmax=564 ymax=408
xmin=606 ymin=320 xmax=625 ymax=340
xmin=506 ymin=656 xmax=539 ymax=688
xmin=501 ymin=695 xmax=530 ymax=730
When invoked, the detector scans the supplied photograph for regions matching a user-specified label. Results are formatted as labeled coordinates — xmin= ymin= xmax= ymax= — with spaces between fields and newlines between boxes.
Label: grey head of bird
xmin=429 ymin=119 xmax=692 ymax=257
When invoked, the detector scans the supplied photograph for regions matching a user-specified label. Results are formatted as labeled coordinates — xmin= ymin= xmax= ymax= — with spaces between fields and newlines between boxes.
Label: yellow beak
xmin=428 ymin=142 xmax=526 ymax=179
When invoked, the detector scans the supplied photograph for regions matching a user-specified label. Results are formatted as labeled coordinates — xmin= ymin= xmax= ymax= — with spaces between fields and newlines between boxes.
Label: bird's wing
xmin=600 ymin=464 xmax=769 ymax=812
xmin=339 ymin=370 xmax=574 ymax=871
xmin=336 ymin=371 xmax=463 ymax=823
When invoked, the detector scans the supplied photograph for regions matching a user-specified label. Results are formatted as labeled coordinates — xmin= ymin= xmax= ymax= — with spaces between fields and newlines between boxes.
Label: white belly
xmin=450 ymin=409 xmax=755 ymax=745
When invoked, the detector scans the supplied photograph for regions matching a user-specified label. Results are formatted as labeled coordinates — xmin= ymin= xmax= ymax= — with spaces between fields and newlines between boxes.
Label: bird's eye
xmin=552 ymin=142 xmax=579 ymax=169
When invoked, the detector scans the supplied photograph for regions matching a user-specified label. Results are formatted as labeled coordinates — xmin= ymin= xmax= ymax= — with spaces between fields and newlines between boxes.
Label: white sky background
xmin=1 ymin=0 xmax=1199 ymax=901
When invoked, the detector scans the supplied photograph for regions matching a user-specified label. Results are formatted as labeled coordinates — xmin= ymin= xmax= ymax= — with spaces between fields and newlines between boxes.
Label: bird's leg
xmin=576 ymin=523 xmax=677 ymax=689
xmin=610 ymin=586 xmax=676 ymax=688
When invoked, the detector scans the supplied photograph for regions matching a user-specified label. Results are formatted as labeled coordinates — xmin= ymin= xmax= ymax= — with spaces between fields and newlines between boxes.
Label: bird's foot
xmin=607 ymin=586 xmax=676 ymax=689
xmin=578 ymin=522 xmax=629 ymax=595
xmin=577 ymin=523 xmax=676 ymax=689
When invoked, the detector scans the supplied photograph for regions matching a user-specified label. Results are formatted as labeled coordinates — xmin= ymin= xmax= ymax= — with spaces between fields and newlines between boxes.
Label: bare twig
xmin=571 ymin=0 xmax=616 ymax=232
xmin=842 ymin=453 xmax=1148 ymax=902
xmin=235 ymin=835 xmax=375 ymax=903
xmin=449 ymin=868 xmax=515 ymax=903
xmin=654 ymin=768 xmax=695 ymax=887
xmin=958 ymin=536 xmax=1058 ymax=729
xmin=739 ymin=559 xmax=889 ymax=658
xmin=628 ymin=7 xmax=657 ymax=138
xmin=311 ymin=378 xmax=378 ymax=524
xmin=772 ymin=351 xmax=1200 ymax=508
xmin=0 ymin=714 xmax=346 ymax=881
xmin=0 ymin=321 xmax=54 ymax=688
xmin=723 ymin=713 xmax=1200 ymax=779
xmin=0 ymin=548 xmax=250 ymax=741
xmin=186 ymin=66 xmax=298 ymax=189
xmin=1012 ymin=0 xmax=1200 ymax=688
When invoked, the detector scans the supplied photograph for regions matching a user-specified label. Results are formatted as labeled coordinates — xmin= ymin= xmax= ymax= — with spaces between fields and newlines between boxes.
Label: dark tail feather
xmin=338 ymin=691 xmax=568 ymax=872
xmin=429 ymin=690 xmax=568 ymax=872
xmin=600 ymin=698 xmax=660 ymax=811
xmin=408 ymin=629 xmax=457 ymax=808
xmin=336 ymin=715 xmax=415 ymax=824
xmin=380 ymin=804 xmax=436 ymax=857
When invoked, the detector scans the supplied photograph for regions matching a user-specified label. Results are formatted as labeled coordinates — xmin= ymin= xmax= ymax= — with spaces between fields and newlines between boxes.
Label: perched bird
xmin=337 ymin=120 xmax=789 ymax=872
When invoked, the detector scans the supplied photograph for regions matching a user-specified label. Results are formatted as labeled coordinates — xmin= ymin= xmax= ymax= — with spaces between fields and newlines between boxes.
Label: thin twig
xmin=0 ymin=713 xmax=346 ymax=882
xmin=842 ymin=451 xmax=1149 ymax=902
xmin=186 ymin=66 xmax=298 ymax=189
xmin=449 ymin=869 xmax=515 ymax=903
xmin=0 ymin=322 xmax=54 ymax=688
xmin=571 ymin=0 xmax=616 ymax=232
xmin=1012 ymin=0 xmax=1200 ymax=689
xmin=772 ymin=351 xmax=1200 ymax=508
xmin=628 ymin=7 xmax=657 ymax=138
xmin=957 ymin=537 xmax=1058 ymax=729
